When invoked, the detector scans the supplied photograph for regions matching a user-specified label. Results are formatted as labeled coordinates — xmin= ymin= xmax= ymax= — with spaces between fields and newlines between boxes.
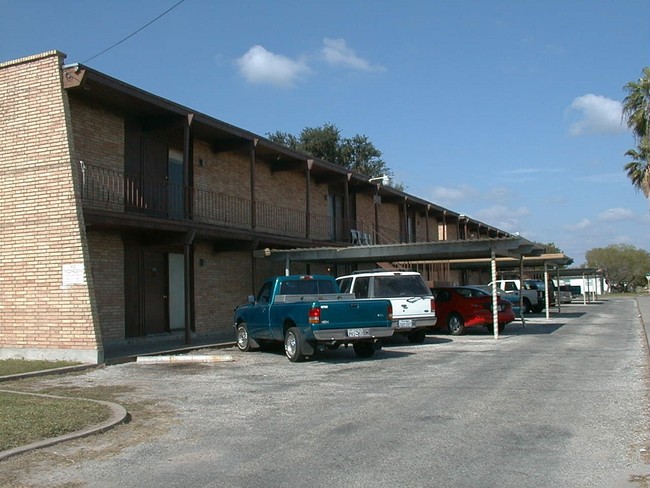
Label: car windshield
xmin=373 ymin=275 xmax=431 ymax=298
xmin=457 ymin=287 xmax=489 ymax=298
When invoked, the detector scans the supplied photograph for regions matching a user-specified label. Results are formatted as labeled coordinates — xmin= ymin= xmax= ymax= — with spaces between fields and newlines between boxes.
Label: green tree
xmin=585 ymin=244 xmax=650 ymax=291
xmin=267 ymin=123 xmax=396 ymax=184
xmin=622 ymin=67 xmax=650 ymax=196
xmin=535 ymin=241 xmax=564 ymax=255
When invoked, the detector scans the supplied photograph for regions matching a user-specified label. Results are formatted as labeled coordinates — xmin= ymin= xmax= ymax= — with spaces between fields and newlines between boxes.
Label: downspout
xmin=184 ymin=114 xmax=194 ymax=219
xmin=184 ymin=230 xmax=196 ymax=345
xmin=306 ymin=159 xmax=313 ymax=239
xmin=425 ymin=205 xmax=430 ymax=242
xmin=344 ymin=173 xmax=351 ymax=238
xmin=183 ymin=115 xmax=194 ymax=346
xmin=402 ymin=199 xmax=408 ymax=243
xmin=250 ymin=139 xmax=258 ymax=230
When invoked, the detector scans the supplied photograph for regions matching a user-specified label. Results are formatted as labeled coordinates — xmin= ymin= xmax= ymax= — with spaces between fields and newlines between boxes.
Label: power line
xmin=81 ymin=0 xmax=187 ymax=64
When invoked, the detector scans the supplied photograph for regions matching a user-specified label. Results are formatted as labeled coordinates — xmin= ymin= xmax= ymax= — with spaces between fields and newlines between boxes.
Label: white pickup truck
xmin=488 ymin=279 xmax=554 ymax=314
xmin=336 ymin=270 xmax=437 ymax=343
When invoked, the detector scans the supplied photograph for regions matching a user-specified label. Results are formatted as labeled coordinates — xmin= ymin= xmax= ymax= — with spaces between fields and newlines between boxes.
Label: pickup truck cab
xmin=336 ymin=270 xmax=436 ymax=343
xmin=488 ymin=279 xmax=555 ymax=313
xmin=233 ymin=275 xmax=394 ymax=362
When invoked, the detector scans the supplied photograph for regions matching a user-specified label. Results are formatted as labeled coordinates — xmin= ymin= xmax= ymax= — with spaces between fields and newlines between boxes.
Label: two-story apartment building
xmin=0 ymin=50 xmax=512 ymax=363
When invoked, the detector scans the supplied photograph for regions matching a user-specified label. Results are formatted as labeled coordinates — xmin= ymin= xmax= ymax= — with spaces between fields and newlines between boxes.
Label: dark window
xmin=353 ymin=277 xmax=370 ymax=298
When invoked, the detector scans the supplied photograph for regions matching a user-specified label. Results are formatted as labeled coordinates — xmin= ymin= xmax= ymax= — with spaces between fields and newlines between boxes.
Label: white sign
xmin=62 ymin=263 xmax=86 ymax=286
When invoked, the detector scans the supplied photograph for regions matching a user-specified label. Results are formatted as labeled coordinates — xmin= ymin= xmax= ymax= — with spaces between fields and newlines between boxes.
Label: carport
xmin=435 ymin=253 xmax=575 ymax=318
xmin=253 ymin=236 xmax=548 ymax=339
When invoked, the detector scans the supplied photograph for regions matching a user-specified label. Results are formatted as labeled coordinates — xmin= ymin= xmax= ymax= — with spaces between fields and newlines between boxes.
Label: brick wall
xmin=86 ymin=230 xmax=124 ymax=342
xmin=0 ymin=51 xmax=102 ymax=363
xmin=69 ymin=97 xmax=124 ymax=171
xmin=193 ymin=240 xmax=253 ymax=335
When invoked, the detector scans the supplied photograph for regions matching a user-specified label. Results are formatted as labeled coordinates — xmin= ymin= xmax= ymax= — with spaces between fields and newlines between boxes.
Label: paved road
xmin=3 ymin=297 xmax=650 ymax=487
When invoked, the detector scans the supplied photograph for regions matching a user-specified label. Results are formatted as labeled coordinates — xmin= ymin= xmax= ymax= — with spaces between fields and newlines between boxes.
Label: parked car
xmin=472 ymin=284 xmax=522 ymax=315
xmin=488 ymin=279 xmax=555 ymax=313
xmin=556 ymin=285 xmax=573 ymax=303
xmin=430 ymin=286 xmax=516 ymax=335
xmin=336 ymin=270 xmax=436 ymax=343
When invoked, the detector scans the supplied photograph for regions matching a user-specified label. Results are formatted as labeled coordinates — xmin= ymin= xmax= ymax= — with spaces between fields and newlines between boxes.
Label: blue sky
xmin=2 ymin=0 xmax=649 ymax=265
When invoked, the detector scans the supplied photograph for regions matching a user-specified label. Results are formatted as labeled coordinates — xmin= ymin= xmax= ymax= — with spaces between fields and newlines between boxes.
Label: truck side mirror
xmin=247 ymin=294 xmax=255 ymax=304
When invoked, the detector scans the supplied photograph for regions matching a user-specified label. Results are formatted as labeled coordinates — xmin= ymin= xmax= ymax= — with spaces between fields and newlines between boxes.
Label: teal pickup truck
xmin=233 ymin=275 xmax=394 ymax=362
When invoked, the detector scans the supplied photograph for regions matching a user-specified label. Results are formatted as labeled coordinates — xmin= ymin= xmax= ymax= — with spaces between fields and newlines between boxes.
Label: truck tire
xmin=236 ymin=323 xmax=255 ymax=352
xmin=353 ymin=341 xmax=375 ymax=358
xmin=522 ymin=298 xmax=532 ymax=314
xmin=284 ymin=327 xmax=306 ymax=362
xmin=407 ymin=329 xmax=426 ymax=344
xmin=447 ymin=313 xmax=466 ymax=336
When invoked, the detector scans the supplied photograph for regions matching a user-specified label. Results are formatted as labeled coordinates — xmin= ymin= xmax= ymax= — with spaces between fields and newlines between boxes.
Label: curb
xmin=0 ymin=389 xmax=129 ymax=462
xmin=0 ymin=363 xmax=103 ymax=383
xmin=136 ymin=354 xmax=234 ymax=364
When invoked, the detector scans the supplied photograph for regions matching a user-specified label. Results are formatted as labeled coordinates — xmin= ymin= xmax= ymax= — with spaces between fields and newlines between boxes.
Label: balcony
xmin=78 ymin=162 xmax=376 ymax=244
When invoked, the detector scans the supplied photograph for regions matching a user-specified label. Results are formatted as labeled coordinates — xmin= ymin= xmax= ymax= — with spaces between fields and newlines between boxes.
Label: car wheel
xmin=353 ymin=341 xmax=375 ymax=358
xmin=236 ymin=323 xmax=255 ymax=352
xmin=447 ymin=313 xmax=465 ymax=336
xmin=407 ymin=329 xmax=426 ymax=344
xmin=284 ymin=327 xmax=306 ymax=362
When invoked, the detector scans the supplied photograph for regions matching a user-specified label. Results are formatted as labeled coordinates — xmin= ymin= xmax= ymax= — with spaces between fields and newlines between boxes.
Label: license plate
xmin=347 ymin=328 xmax=370 ymax=337
xmin=397 ymin=319 xmax=413 ymax=329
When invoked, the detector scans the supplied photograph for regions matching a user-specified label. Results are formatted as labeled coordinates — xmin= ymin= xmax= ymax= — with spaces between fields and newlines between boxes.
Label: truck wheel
xmin=447 ymin=313 xmax=466 ymax=336
xmin=353 ymin=341 xmax=375 ymax=358
xmin=407 ymin=329 xmax=426 ymax=344
xmin=284 ymin=327 xmax=306 ymax=362
xmin=236 ymin=323 xmax=255 ymax=352
xmin=522 ymin=298 xmax=532 ymax=314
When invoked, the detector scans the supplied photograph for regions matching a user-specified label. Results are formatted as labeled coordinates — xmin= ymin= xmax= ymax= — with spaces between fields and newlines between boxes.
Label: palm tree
xmin=622 ymin=67 xmax=650 ymax=195
xmin=624 ymin=146 xmax=650 ymax=198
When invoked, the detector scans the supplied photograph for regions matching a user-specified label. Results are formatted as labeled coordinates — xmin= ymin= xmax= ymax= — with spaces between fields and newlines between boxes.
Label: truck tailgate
xmin=317 ymin=300 xmax=391 ymax=329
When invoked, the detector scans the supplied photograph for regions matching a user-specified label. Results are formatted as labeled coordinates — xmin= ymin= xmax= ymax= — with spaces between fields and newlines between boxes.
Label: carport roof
xmin=430 ymin=252 xmax=574 ymax=270
xmin=253 ymin=237 xmax=545 ymax=264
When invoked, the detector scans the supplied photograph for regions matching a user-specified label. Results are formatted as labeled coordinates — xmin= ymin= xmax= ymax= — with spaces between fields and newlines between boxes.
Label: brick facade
xmin=0 ymin=50 xmax=513 ymax=363
xmin=0 ymin=51 xmax=102 ymax=363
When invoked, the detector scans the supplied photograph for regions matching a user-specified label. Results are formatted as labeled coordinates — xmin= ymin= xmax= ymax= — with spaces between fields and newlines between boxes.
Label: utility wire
xmin=82 ymin=0 xmax=187 ymax=64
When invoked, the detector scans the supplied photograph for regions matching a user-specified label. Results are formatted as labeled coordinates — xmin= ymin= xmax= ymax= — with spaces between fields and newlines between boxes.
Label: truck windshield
xmin=279 ymin=279 xmax=338 ymax=295
xmin=373 ymin=276 xmax=431 ymax=298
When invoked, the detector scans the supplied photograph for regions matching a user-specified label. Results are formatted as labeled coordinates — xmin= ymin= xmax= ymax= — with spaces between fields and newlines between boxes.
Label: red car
xmin=430 ymin=286 xmax=516 ymax=335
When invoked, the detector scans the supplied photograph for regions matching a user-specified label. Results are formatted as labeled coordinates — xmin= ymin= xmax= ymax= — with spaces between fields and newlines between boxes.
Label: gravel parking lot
xmin=2 ymin=298 xmax=650 ymax=488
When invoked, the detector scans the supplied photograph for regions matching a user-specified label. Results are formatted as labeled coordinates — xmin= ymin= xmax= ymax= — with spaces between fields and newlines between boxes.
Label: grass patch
xmin=0 ymin=359 xmax=81 ymax=377
xmin=0 ymin=391 xmax=111 ymax=451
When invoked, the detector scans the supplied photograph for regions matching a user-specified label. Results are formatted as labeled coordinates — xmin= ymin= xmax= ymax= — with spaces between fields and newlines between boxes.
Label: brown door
xmin=143 ymin=250 xmax=168 ymax=334
xmin=142 ymin=139 xmax=168 ymax=216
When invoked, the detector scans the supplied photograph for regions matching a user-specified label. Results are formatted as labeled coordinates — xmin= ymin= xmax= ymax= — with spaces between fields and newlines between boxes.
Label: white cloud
xmin=321 ymin=38 xmax=385 ymax=72
xmin=473 ymin=205 xmax=530 ymax=232
xmin=236 ymin=45 xmax=310 ymax=88
xmin=430 ymin=184 xmax=478 ymax=205
xmin=598 ymin=207 xmax=635 ymax=221
xmin=567 ymin=94 xmax=626 ymax=136
xmin=563 ymin=218 xmax=592 ymax=231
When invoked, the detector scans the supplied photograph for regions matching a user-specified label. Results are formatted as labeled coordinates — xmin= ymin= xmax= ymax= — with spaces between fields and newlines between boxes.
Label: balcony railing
xmin=79 ymin=162 xmax=374 ymax=244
